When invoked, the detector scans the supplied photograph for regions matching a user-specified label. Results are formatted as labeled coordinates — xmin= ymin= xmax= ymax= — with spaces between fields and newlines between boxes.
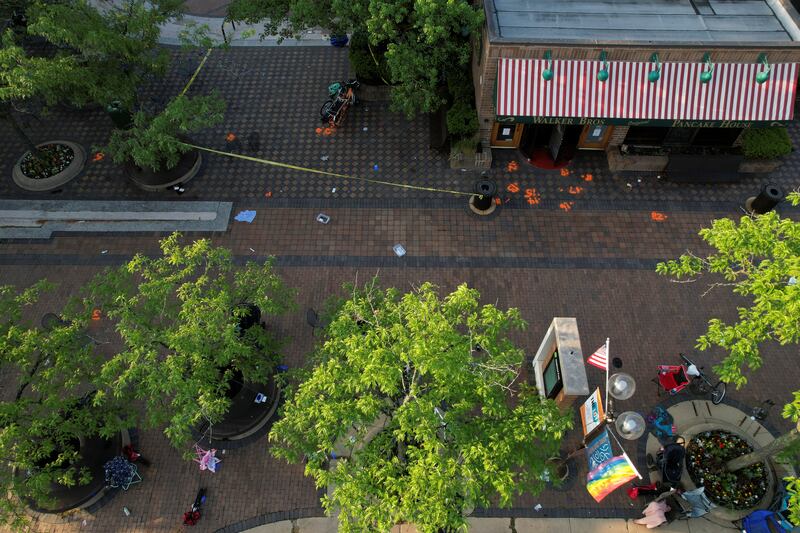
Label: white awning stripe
xmin=496 ymin=58 xmax=798 ymax=122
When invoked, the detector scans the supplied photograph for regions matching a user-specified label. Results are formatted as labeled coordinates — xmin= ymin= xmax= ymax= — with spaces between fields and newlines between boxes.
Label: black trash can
xmin=106 ymin=101 xmax=133 ymax=130
xmin=472 ymin=179 xmax=497 ymax=211
xmin=748 ymin=183 xmax=785 ymax=214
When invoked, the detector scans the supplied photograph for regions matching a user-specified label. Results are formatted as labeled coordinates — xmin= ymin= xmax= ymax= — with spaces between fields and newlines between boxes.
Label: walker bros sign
xmin=495 ymin=115 xmax=787 ymax=128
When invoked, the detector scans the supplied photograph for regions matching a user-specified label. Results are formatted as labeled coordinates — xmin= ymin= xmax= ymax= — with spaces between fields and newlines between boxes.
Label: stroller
xmin=647 ymin=437 xmax=686 ymax=487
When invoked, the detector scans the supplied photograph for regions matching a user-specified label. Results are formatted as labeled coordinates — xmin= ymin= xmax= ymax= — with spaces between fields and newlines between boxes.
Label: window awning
xmin=496 ymin=58 xmax=797 ymax=123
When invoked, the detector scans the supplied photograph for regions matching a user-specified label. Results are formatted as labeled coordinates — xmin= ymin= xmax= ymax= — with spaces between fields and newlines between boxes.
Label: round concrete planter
xmin=125 ymin=150 xmax=202 ymax=192
xmin=25 ymin=429 xmax=130 ymax=515
xmin=12 ymin=141 xmax=86 ymax=192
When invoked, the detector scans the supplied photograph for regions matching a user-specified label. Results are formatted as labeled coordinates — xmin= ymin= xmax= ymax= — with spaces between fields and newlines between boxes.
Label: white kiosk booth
xmin=531 ymin=317 xmax=590 ymax=410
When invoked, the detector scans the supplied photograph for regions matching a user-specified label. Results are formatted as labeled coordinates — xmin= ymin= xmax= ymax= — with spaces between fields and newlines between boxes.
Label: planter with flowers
xmin=12 ymin=141 xmax=87 ymax=192
xmin=686 ymin=430 xmax=768 ymax=509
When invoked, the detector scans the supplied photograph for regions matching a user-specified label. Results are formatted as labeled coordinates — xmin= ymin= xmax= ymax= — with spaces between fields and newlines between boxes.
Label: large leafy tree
xmin=80 ymin=233 xmax=296 ymax=449
xmin=0 ymin=282 xmax=130 ymax=529
xmin=270 ymin=280 xmax=572 ymax=533
xmin=657 ymin=192 xmax=800 ymax=524
xmin=227 ymin=0 xmax=483 ymax=117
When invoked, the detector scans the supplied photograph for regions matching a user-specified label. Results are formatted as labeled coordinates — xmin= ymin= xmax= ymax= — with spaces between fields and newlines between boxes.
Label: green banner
xmin=495 ymin=116 xmax=788 ymax=128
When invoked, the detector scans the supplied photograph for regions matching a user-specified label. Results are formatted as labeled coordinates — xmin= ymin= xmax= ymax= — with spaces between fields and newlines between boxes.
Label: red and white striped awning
xmin=496 ymin=58 xmax=798 ymax=122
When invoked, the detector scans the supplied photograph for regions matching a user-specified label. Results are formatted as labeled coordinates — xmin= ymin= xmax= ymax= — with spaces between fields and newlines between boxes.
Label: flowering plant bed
xmin=686 ymin=430 xmax=767 ymax=509
xmin=20 ymin=143 xmax=74 ymax=179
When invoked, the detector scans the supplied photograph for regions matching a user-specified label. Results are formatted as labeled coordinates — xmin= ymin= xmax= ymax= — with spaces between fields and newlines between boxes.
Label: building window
xmin=692 ymin=127 xmax=743 ymax=147
xmin=623 ymin=126 xmax=669 ymax=146
xmin=542 ymin=350 xmax=563 ymax=400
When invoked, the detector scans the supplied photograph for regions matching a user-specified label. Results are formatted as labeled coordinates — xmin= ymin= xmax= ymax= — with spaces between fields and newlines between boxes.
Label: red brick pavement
xmin=1 ymin=206 xmax=797 ymax=532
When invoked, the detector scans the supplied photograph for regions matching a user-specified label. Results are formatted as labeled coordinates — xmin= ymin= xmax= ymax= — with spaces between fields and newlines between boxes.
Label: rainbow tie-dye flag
xmin=586 ymin=454 xmax=639 ymax=502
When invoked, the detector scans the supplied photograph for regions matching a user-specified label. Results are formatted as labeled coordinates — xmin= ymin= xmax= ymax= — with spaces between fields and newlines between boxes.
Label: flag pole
xmin=604 ymin=337 xmax=610 ymax=414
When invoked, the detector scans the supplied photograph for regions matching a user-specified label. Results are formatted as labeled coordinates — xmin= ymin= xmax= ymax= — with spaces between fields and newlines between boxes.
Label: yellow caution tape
xmin=179 ymin=48 xmax=214 ymax=97
xmin=181 ymin=143 xmax=478 ymax=198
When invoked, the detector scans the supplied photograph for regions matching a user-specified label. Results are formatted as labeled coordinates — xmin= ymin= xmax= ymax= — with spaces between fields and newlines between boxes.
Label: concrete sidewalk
xmin=244 ymin=516 xmax=737 ymax=532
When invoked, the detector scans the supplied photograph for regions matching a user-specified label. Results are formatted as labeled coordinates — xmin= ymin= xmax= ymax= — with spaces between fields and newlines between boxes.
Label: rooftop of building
xmin=485 ymin=0 xmax=800 ymax=45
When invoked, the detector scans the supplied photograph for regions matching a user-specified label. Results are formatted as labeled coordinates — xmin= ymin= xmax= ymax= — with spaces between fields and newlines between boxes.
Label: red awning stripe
xmin=496 ymin=58 xmax=797 ymax=122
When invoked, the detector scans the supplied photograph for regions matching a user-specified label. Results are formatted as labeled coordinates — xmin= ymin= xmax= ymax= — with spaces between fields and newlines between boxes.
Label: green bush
xmin=446 ymin=67 xmax=473 ymax=102
xmin=446 ymin=99 xmax=478 ymax=140
xmin=348 ymin=30 xmax=390 ymax=85
xmin=741 ymin=127 xmax=792 ymax=160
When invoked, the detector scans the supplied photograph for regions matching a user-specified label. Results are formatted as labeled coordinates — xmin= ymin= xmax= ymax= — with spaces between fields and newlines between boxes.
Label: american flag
xmin=587 ymin=344 xmax=607 ymax=370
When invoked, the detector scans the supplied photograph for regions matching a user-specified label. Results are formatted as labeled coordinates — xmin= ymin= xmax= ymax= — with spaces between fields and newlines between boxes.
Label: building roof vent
xmin=690 ymin=0 xmax=716 ymax=16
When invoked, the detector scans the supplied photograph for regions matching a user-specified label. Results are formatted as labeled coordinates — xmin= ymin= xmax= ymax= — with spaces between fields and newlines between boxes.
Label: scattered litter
xmin=254 ymin=393 xmax=267 ymax=403
xmin=626 ymin=182 xmax=633 ymax=188
xmin=650 ymin=211 xmax=668 ymax=222
xmin=82 ymin=520 xmax=87 ymax=527
xmin=92 ymin=152 xmax=105 ymax=162
xmin=92 ymin=309 xmax=101 ymax=321
xmin=234 ymin=210 xmax=256 ymax=223
xmin=173 ymin=185 xmax=185 ymax=194
xmin=534 ymin=504 xmax=543 ymax=512
xmin=393 ymin=244 xmax=406 ymax=257
xmin=373 ymin=164 xmax=379 ymax=171
xmin=249 ymin=247 xmax=255 ymax=253
xmin=100 ymin=250 xmax=108 ymax=254
xmin=504 ymin=197 xmax=510 ymax=203
xmin=221 ymin=449 xmax=226 ymax=454
xmin=494 ymin=197 xmax=501 ymax=205
xmin=331 ymin=187 xmax=337 ymax=193
xmin=226 ymin=132 xmax=237 ymax=142
xmin=123 ymin=507 xmax=131 ymax=517
xmin=264 ymin=191 xmax=272 ymax=198
xmin=321 ymin=155 xmax=329 ymax=161
xmin=657 ymin=175 xmax=663 ymax=180
xmin=316 ymin=213 xmax=330 ymax=224
xmin=363 ymin=127 xmax=368 ymax=131
xmin=637 ymin=178 xmax=642 ymax=183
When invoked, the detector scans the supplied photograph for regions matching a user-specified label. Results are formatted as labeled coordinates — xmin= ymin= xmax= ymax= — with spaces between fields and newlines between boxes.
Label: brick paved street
xmin=1 ymin=200 xmax=798 ymax=532
xmin=2 ymin=36 xmax=800 ymax=533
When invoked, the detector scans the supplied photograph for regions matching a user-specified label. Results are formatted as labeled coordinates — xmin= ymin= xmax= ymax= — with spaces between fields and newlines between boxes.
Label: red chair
xmin=656 ymin=365 xmax=690 ymax=396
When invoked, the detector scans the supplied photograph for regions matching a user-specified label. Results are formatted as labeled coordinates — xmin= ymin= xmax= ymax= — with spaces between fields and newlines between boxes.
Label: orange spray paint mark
xmin=650 ymin=211 xmax=668 ymax=222
xmin=507 ymin=182 xmax=520 ymax=193
xmin=582 ymin=173 xmax=593 ymax=182
xmin=315 ymin=127 xmax=323 ymax=135
xmin=560 ymin=168 xmax=571 ymax=177
xmin=226 ymin=132 xmax=237 ymax=142
xmin=568 ymin=186 xmax=584 ymax=195
xmin=323 ymin=128 xmax=333 ymax=136
xmin=524 ymin=188 xmax=541 ymax=205
xmin=559 ymin=201 xmax=574 ymax=212
xmin=92 ymin=152 xmax=105 ymax=162
xmin=506 ymin=161 xmax=519 ymax=172
xmin=91 ymin=309 xmax=101 ymax=321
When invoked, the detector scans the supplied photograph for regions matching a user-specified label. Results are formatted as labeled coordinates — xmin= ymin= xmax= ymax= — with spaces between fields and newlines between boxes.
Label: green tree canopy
xmin=269 ymin=280 xmax=571 ymax=533
xmin=0 ymin=282 xmax=130 ymax=529
xmin=657 ymin=192 xmax=800 ymax=525
xmin=656 ymin=192 xmax=800 ymax=388
xmin=80 ymin=233 xmax=295 ymax=449
xmin=227 ymin=0 xmax=483 ymax=117
xmin=105 ymin=91 xmax=225 ymax=171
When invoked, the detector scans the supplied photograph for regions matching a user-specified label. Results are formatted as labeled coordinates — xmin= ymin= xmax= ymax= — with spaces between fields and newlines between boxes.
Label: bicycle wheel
xmin=710 ymin=381 xmax=726 ymax=405
xmin=320 ymin=100 xmax=334 ymax=122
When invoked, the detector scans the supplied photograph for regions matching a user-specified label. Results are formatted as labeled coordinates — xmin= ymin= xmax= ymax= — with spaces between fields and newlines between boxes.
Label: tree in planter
xmin=227 ymin=0 xmax=484 ymax=118
xmin=269 ymin=280 xmax=572 ymax=533
xmin=105 ymin=92 xmax=225 ymax=172
xmin=657 ymin=191 xmax=800 ymax=521
xmin=80 ymin=233 xmax=295 ymax=450
xmin=0 ymin=282 xmax=132 ymax=529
